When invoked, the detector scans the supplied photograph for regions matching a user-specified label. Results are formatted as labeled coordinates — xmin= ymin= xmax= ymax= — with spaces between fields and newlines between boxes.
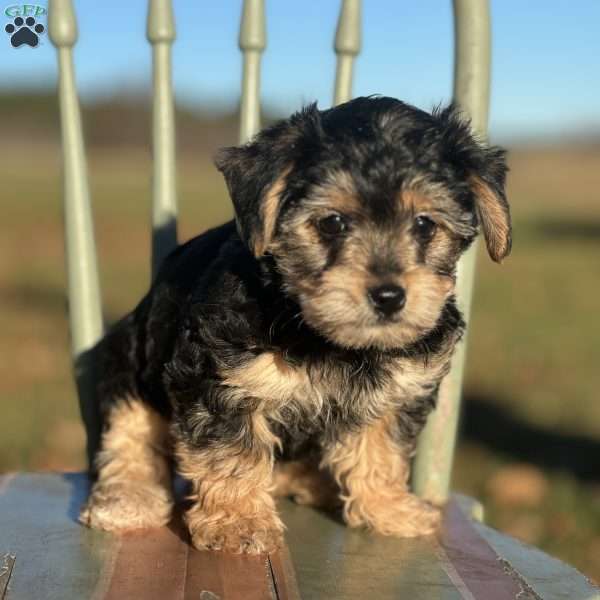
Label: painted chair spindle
xmin=48 ymin=0 xmax=104 ymax=464
xmin=333 ymin=0 xmax=361 ymax=106
xmin=147 ymin=0 xmax=178 ymax=278
xmin=238 ymin=0 xmax=266 ymax=143
xmin=413 ymin=0 xmax=492 ymax=505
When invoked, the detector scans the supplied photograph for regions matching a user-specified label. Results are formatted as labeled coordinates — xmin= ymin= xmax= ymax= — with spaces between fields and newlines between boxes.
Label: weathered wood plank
xmin=217 ymin=554 xmax=276 ymax=600
xmin=184 ymin=549 xmax=225 ymax=600
xmin=0 ymin=474 xmax=293 ymax=599
xmin=0 ymin=473 xmax=117 ymax=600
xmin=2 ymin=474 xmax=598 ymax=599
xmin=103 ymin=527 xmax=188 ymax=600
xmin=439 ymin=502 xmax=527 ymax=599
xmin=268 ymin=547 xmax=302 ymax=600
xmin=0 ymin=554 xmax=16 ymax=600
xmin=280 ymin=499 xmax=462 ymax=600
xmin=475 ymin=521 xmax=600 ymax=600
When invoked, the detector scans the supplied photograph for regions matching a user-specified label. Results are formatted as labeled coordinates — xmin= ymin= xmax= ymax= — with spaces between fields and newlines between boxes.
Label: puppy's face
xmin=269 ymin=174 xmax=466 ymax=350
xmin=217 ymin=97 xmax=511 ymax=350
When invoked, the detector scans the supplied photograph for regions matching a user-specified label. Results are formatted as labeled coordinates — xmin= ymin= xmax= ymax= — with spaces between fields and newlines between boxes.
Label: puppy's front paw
xmin=346 ymin=491 xmax=442 ymax=538
xmin=79 ymin=482 xmax=174 ymax=531
xmin=186 ymin=509 xmax=284 ymax=554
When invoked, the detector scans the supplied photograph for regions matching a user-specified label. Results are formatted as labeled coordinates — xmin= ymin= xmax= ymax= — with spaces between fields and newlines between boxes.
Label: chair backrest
xmin=47 ymin=0 xmax=491 ymax=504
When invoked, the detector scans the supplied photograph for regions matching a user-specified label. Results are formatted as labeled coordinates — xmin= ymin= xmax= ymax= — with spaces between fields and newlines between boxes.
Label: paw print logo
xmin=5 ymin=16 xmax=45 ymax=48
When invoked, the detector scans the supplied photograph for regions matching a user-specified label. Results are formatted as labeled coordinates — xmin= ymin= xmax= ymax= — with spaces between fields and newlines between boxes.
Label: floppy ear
xmin=215 ymin=104 xmax=321 ymax=257
xmin=215 ymin=144 xmax=289 ymax=257
xmin=469 ymin=170 xmax=512 ymax=263
xmin=438 ymin=106 xmax=512 ymax=263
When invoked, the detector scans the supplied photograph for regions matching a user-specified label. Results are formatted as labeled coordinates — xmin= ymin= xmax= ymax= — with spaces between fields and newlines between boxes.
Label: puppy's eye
xmin=317 ymin=214 xmax=348 ymax=236
xmin=413 ymin=215 xmax=437 ymax=239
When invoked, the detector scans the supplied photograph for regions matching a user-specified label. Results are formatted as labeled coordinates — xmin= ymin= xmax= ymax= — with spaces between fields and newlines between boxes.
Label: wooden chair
xmin=1 ymin=1 xmax=598 ymax=598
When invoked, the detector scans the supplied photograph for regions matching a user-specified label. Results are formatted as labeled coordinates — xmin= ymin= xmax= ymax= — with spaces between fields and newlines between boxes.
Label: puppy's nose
xmin=368 ymin=284 xmax=406 ymax=317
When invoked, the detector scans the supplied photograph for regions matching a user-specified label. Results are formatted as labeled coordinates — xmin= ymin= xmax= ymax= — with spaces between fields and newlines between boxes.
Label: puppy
xmin=80 ymin=96 xmax=511 ymax=554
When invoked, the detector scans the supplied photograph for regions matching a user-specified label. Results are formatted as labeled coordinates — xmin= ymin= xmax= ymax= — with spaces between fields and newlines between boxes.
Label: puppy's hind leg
xmin=80 ymin=398 xmax=174 ymax=531
xmin=273 ymin=459 xmax=340 ymax=509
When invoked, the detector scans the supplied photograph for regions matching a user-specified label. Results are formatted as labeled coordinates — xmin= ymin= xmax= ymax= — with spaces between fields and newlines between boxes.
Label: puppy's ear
xmin=216 ymin=144 xmax=289 ymax=257
xmin=215 ymin=104 xmax=322 ymax=257
xmin=439 ymin=106 xmax=512 ymax=263
xmin=469 ymin=170 xmax=511 ymax=263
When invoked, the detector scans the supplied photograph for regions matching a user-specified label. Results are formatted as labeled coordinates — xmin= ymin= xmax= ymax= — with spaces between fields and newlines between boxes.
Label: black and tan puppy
xmin=80 ymin=96 xmax=511 ymax=554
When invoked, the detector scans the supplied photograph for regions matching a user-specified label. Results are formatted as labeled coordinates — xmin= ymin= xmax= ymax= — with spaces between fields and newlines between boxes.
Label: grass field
xmin=1 ymin=131 xmax=599 ymax=579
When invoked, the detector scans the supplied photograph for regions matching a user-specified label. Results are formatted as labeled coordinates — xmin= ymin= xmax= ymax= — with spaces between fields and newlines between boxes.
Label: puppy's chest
xmin=221 ymin=350 xmax=447 ymax=421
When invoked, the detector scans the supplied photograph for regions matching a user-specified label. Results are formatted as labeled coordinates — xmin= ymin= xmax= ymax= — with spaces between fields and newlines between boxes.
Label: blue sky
xmin=1 ymin=1 xmax=599 ymax=141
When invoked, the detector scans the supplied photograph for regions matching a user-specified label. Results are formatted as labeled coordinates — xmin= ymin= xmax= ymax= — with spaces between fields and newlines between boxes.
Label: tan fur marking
xmin=402 ymin=174 xmax=457 ymax=209
xmin=399 ymin=189 xmax=435 ymax=213
xmin=470 ymin=175 xmax=511 ymax=262
xmin=252 ymin=410 xmax=283 ymax=452
xmin=253 ymin=168 xmax=292 ymax=257
xmin=400 ymin=267 xmax=453 ymax=329
xmin=80 ymin=398 xmax=174 ymax=531
xmin=322 ymin=413 xmax=441 ymax=537
xmin=273 ymin=460 xmax=340 ymax=508
xmin=176 ymin=418 xmax=284 ymax=554
xmin=307 ymin=170 xmax=362 ymax=214
xmin=222 ymin=351 xmax=310 ymax=405
xmin=400 ymin=186 xmax=474 ymax=240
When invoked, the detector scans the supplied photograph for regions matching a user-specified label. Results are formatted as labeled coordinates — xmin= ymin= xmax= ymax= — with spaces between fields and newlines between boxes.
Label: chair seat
xmin=0 ymin=473 xmax=597 ymax=600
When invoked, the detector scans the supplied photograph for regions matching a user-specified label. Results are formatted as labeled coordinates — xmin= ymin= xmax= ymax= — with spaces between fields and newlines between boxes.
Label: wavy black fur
xmin=94 ymin=96 xmax=510 ymax=463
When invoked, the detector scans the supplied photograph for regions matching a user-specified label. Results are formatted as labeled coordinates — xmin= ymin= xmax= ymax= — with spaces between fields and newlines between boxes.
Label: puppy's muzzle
xmin=368 ymin=284 xmax=406 ymax=318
